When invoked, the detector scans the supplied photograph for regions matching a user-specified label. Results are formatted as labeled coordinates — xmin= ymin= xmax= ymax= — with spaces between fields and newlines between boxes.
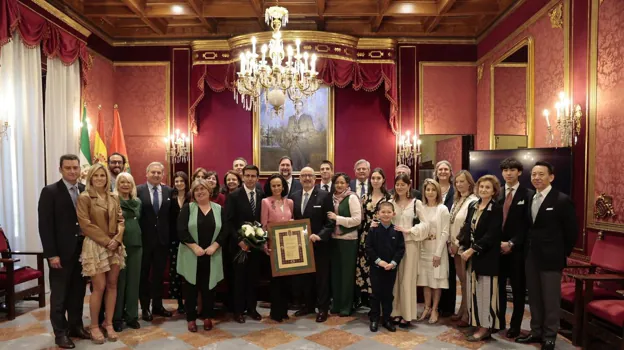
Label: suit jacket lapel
xmin=535 ymin=189 xmax=557 ymax=224
xmin=158 ymin=186 xmax=169 ymax=215
xmin=292 ymin=192 xmax=303 ymax=218
xmin=303 ymin=188 xmax=317 ymax=217
xmin=57 ymin=180 xmax=75 ymax=210
xmin=240 ymin=188 xmax=254 ymax=216
xmin=475 ymin=201 xmax=492 ymax=233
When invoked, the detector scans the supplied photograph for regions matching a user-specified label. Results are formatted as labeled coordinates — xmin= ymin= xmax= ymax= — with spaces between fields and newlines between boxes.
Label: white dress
xmin=417 ymin=204 xmax=450 ymax=289
xmin=389 ymin=198 xmax=430 ymax=321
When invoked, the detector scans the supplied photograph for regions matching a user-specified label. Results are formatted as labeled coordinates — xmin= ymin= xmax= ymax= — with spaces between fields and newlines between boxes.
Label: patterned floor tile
xmin=436 ymin=328 xmax=487 ymax=349
xmin=275 ymin=319 xmax=329 ymax=337
xmin=177 ymin=328 xmax=235 ymax=348
xmin=133 ymin=337 xmax=194 ymax=350
xmin=272 ymin=338 xmax=331 ymax=350
xmin=116 ymin=325 xmax=171 ymax=347
xmin=216 ymin=319 xmax=270 ymax=337
xmin=306 ymin=328 xmax=363 ymax=350
xmin=320 ymin=315 xmax=357 ymax=327
xmin=241 ymin=327 xmax=300 ymax=348
xmin=342 ymin=338 xmax=399 ymax=350
xmin=198 ymin=338 xmax=264 ymax=350
xmin=0 ymin=322 xmax=48 ymax=341
xmin=372 ymin=331 xmax=429 ymax=349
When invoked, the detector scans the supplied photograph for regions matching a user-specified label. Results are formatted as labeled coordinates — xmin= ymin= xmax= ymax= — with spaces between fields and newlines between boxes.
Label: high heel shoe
xmin=417 ymin=307 xmax=431 ymax=322
xmin=466 ymin=330 xmax=492 ymax=342
xmin=428 ymin=310 xmax=439 ymax=324
xmin=89 ymin=325 xmax=105 ymax=345
xmin=102 ymin=323 xmax=118 ymax=342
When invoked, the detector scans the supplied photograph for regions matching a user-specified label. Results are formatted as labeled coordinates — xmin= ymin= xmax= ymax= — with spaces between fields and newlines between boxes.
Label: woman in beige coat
xmin=77 ymin=163 xmax=126 ymax=344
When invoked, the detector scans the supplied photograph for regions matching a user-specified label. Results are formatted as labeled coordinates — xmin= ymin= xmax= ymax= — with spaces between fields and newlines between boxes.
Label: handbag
xmin=412 ymin=199 xmax=420 ymax=226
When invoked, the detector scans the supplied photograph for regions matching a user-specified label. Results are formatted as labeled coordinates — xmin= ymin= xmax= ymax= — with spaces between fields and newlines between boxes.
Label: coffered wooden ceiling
xmin=52 ymin=0 xmax=519 ymax=42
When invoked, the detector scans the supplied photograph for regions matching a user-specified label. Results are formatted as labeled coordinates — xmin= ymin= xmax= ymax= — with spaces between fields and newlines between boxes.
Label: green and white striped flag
xmin=79 ymin=104 xmax=92 ymax=169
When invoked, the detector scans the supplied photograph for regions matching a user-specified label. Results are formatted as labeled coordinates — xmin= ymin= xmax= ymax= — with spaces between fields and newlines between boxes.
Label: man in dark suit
xmin=279 ymin=156 xmax=302 ymax=196
xmin=516 ymin=161 xmax=578 ymax=350
xmin=349 ymin=159 xmax=370 ymax=199
xmin=388 ymin=164 xmax=422 ymax=200
xmin=225 ymin=164 xmax=265 ymax=323
xmin=136 ymin=162 xmax=173 ymax=321
xmin=291 ymin=166 xmax=335 ymax=322
xmin=232 ymin=157 xmax=262 ymax=192
xmin=38 ymin=154 xmax=90 ymax=349
xmin=497 ymin=158 xmax=533 ymax=338
xmin=315 ymin=159 xmax=334 ymax=193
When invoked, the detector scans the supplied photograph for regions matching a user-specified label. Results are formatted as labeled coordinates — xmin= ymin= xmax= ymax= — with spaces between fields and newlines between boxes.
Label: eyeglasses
xmin=300 ymin=174 xmax=315 ymax=178
xmin=110 ymin=161 xmax=123 ymax=165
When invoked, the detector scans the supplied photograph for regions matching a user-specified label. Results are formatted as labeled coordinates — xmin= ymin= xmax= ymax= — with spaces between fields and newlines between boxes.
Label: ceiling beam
xmin=425 ymin=0 xmax=455 ymax=33
xmin=249 ymin=0 xmax=266 ymax=29
xmin=371 ymin=0 xmax=392 ymax=32
xmin=186 ymin=0 xmax=215 ymax=32
xmin=316 ymin=0 xmax=325 ymax=30
xmin=119 ymin=0 xmax=167 ymax=34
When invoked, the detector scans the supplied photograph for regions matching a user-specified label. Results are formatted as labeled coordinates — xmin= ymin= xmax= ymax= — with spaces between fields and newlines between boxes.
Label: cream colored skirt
xmin=81 ymin=237 xmax=126 ymax=277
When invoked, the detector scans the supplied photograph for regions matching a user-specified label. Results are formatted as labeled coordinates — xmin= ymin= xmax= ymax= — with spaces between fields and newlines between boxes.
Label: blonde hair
xmin=453 ymin=170 xmax=476 ymax=202
xmin=85 ymin=163 xmax=111 ymax=192
xmin=434 ymin=160 xmax=454 ymax=183
xmin=113 ymin=172 xmax=137 ymax=199
xmin=422 ymin=178 xmax=442 ymax=205
xmin=475 ymin=175 xmax=502 ymax=199
xmin=190 ymin=179 xmax=212 ymax=201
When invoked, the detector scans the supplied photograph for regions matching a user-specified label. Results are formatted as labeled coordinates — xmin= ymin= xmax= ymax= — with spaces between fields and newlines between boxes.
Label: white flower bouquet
xmin=234 ymin=221 xmax=268 ymax=263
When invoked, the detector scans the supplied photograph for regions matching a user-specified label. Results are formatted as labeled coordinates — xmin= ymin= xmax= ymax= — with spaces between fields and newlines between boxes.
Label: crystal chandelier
xmin=164 ymin=129 xmax=189 ymax=164
xmin=397 ymin=130 xmax=422 ymax=166
xmin=236 ymin=2 xmax=322 ymax=117
xmin=542 ymin=91 xmax=582 ymax=147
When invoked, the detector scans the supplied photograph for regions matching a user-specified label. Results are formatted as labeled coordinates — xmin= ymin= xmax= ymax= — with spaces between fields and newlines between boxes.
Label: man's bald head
xmin=300 ymin=167 xmax=316 ymax=191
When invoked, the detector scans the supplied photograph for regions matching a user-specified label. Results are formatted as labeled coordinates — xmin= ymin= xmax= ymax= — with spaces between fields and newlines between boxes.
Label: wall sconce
xmin=542 ymin=91 xmax=582 ymax=147
xmin=164 ymin=129 xmax=189 ymax=163
xmin=0 ymin=121 xmax=9 ymax=141
xmin=397 ymin=130 xmax=422 ymax=166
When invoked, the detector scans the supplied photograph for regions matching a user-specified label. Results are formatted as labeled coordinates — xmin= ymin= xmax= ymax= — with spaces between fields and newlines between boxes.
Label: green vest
xmin=176 ymin=202 xmax=224 ymax=289
xmin=338 ymin=196 xmax=358 ymax=235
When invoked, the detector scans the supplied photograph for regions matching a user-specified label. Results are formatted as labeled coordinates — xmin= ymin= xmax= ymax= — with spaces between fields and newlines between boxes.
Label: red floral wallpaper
xmin=422 ymin=65 xmax=477 ymax=135
xmin=595 ymin=0 xmax=624 ymax=224
xmin=476 ymin=2 xmax=564 ymax=148
xmin=476 ymin=66 xmax=490 ymax=150
xmin=436 ymin=136 xmax=463 ymax=173
xmin=494 ymin=67 xmax=527 ymax=135
xmin=114 ymin=64 xmax=169 ymax=183
xmin=83 ymin=52 xmax=114 ymax=150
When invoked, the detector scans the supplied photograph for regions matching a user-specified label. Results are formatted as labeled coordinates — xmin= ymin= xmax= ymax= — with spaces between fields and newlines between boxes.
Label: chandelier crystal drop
xmin=235 ymin=2 xmax=322 ymax=117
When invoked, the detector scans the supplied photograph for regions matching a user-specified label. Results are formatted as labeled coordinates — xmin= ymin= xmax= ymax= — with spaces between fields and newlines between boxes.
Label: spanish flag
xmin=93 ymin=105 xmax=108 ymax=165
xmin=109 ymin=104 xmax=130 ymax=173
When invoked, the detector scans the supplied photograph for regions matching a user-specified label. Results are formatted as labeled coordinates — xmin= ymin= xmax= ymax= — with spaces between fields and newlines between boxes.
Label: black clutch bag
xmin=412 ymin=201 xmax=420 ymax=226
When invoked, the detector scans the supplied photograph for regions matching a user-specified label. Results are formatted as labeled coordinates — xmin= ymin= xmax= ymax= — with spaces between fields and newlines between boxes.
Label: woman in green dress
xmin=112 ymin=172 xmax=142 ymax=332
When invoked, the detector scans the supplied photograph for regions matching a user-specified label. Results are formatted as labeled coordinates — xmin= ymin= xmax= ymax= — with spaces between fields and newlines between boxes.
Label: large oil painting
xmin=253 ymin=86 xmax=334 ymax=174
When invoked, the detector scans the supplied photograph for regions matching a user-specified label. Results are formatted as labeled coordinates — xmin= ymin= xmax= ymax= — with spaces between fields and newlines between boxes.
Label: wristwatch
xmin=508 ymin=241 xmax=514 ymax=249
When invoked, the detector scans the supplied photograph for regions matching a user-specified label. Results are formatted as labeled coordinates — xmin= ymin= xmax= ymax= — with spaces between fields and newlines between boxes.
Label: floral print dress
xmin=356 ymin=193 xmax=391 ymax=295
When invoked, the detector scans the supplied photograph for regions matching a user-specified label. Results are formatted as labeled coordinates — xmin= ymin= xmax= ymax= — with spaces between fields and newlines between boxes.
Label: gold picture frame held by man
xmin=253 ymin=86 xmax=334 ymax=176
xmin=267 ymin=219 xmax=316 ymax=277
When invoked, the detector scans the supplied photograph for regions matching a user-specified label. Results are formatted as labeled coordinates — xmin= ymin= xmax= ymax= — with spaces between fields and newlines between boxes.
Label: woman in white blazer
xmin=417 ymin=178 xmax=450 ymax=324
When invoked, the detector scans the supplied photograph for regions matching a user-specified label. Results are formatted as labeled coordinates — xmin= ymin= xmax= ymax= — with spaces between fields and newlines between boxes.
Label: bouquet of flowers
xmin=234 ymin=221 xmax=268 ymax=264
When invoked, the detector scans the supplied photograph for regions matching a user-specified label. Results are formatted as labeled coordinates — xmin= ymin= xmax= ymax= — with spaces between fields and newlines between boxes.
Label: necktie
xmin=360 ymin=182 xmax=366 ymax=199
xmin=152 ymin=186 xmax=160 ymax=214
xmin=323 ymin=184 xmax=329 ymax=192
xmin=250 ymin=191 xmax=256 ymax=215
xmin=70 ymin=186 xmax=77 ymax=208
xmin=531 ymin=192 xmax=542 ymax=223
xmin=302 ymin=192 xmax=310 ymax=213
xmin=502 ymin=188 xmax=513 ymax=226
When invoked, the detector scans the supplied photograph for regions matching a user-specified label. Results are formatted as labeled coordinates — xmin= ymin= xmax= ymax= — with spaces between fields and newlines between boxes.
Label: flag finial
xmin=114 ymin=104 xmax=118 ymax=109
xmin=98 ymin=104 xmax=102 ymax=110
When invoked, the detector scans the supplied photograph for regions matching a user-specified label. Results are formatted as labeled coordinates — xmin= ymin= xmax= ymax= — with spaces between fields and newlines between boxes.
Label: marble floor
xmin=0 ymin=296 xmax=580 ymax=350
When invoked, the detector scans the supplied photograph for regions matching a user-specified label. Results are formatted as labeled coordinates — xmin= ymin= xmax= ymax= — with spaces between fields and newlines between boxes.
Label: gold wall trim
xmin=397 ymin=38 xmax=475 ymax=45
xmin=113 ymin=61 xmax=171 ymax=67
xmin=192 ymin=55 xmax=395 ymax=65
xmin=586 ymin=0 xmax=624 ymax=233
xmin=87 ymin=48 xmax=113 ymax=66
xmin=252 ymin=87 xmax=335 ymax=176
xmin=477 ymin=0 xmax=563 ymax=65
xmin=496 ymin=63 xmax=528 ymax=67
xmin=418 ymin=62 xmax=477 ymax=135
xmin=28 ymin=0 xmax=91 ymax=38
xmin=489 ymin=37 xmax=535 ymax=149
xmin=114 ymin=40 xmax=192 ymax=47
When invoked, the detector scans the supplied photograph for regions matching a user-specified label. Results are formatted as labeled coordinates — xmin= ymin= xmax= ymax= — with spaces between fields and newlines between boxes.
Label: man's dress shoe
xmin=142 ymin=310 xmax=153 ymax=321
xmin=248 ymin=311 xmax=262 ymax=321
xmin=506 ymin=328 xmax=520 ymax=339
xmin=126 ymin=319 xmax=141 ymax=329
xmin=515 ymin=334 xmax=543 ymax=344
xmin=68 ymin=327 xmax=90 ymax=339
xmin=369 ymin=321 xmax=379 ymax=332
xmin=234 ymin=314 xmax=246 ymax=323
xmin=316 ymin=311 xmax=328 ymax=323
xmin=55 ymin=335 xmax=76 ymax=349
xmin=541 ymin=340 xmax=555 ymax=350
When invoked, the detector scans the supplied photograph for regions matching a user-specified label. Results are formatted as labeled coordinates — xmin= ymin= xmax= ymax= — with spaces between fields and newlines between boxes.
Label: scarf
xmin=333 ymin=189 xmax=356 ymax=212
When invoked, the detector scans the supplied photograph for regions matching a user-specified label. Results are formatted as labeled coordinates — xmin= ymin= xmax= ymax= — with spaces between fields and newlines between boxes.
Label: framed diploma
xmin=267 ymin=219 xmax=316 ymax=277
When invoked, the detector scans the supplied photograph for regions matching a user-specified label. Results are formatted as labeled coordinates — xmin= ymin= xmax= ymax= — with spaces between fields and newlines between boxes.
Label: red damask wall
xmin=83 ymin=53 xmax=114 ymax=149
xmin=595 ymin=0 xmax=624 ymax=224
xmin=494 ymin=67 xmax=527 ymax=135
xmin=421 ymin=65 xmax=477 ymax=135
xmin=476 ymin=2 xmax=564 ymax=149
xmin=192 ymin=87 xmax=395 ymax=184
xmin=436 ymin=137 xmax=463 ymax=173
xmin=113 ymin=64 xmax=169 ymax=183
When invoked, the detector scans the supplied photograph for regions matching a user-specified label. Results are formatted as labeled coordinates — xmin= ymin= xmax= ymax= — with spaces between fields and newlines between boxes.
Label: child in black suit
xmin=366 ymin=202 xmax=405 ymax=332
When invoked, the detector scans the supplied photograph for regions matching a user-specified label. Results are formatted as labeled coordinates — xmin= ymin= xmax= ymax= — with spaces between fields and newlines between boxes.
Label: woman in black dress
xmin=170 ymin=171 xmax=190 ymax=313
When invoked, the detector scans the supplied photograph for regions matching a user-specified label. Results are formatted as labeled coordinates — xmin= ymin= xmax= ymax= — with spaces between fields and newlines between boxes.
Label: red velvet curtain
xmin=0 ymin=0 xmax=90 ymax=82
xmin=189 ymin=57 xmax=398 ymax=135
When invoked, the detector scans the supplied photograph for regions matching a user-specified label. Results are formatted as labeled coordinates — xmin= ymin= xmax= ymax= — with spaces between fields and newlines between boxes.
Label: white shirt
xmin=505 ymin=182 xmax=520 ymax=199
xmin=244 ymin=184 xmax=256 ymax=202
xmin=147 ymin=183 xmax=162 ymax=209
xmin=285 ymin=176 xmax=293 ymax=194
xmin=301 ymin=189 xmax=313 ymax=213
xmin=320 ymin=181 xmax=332 ymax=192
xmin=535 ymin=184 xmax=552 ymax=200
xmin=356 ymin=179 xmax=368 ymax=197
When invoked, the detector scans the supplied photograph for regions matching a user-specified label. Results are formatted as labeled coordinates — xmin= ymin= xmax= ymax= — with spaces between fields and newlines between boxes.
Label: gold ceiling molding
xmin=28 ymin=0 xmax=91 ymax=38
xmin=113 ymin=40 xmax=192 ymax=47
xmin=397 ymin=37 xmax=475 ymax=45
xmin=549 ymin=3 xmax=564 ymax=28
xmin=477 ymin=64 xmax=484 ymax=84
xmin=192 ymin=32 xmax=395 ymax=52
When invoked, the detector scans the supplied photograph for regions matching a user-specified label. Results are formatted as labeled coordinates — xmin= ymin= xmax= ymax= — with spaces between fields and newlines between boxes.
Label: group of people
xmin=38 ymin=152 xmax=577 ymax=350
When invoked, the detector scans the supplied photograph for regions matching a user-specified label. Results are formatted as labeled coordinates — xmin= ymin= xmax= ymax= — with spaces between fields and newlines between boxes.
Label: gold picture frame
xmin=268 ymin=219 xmax=316 ymax=277
xmin=253 ymin=86 xmax=334 ymax=176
